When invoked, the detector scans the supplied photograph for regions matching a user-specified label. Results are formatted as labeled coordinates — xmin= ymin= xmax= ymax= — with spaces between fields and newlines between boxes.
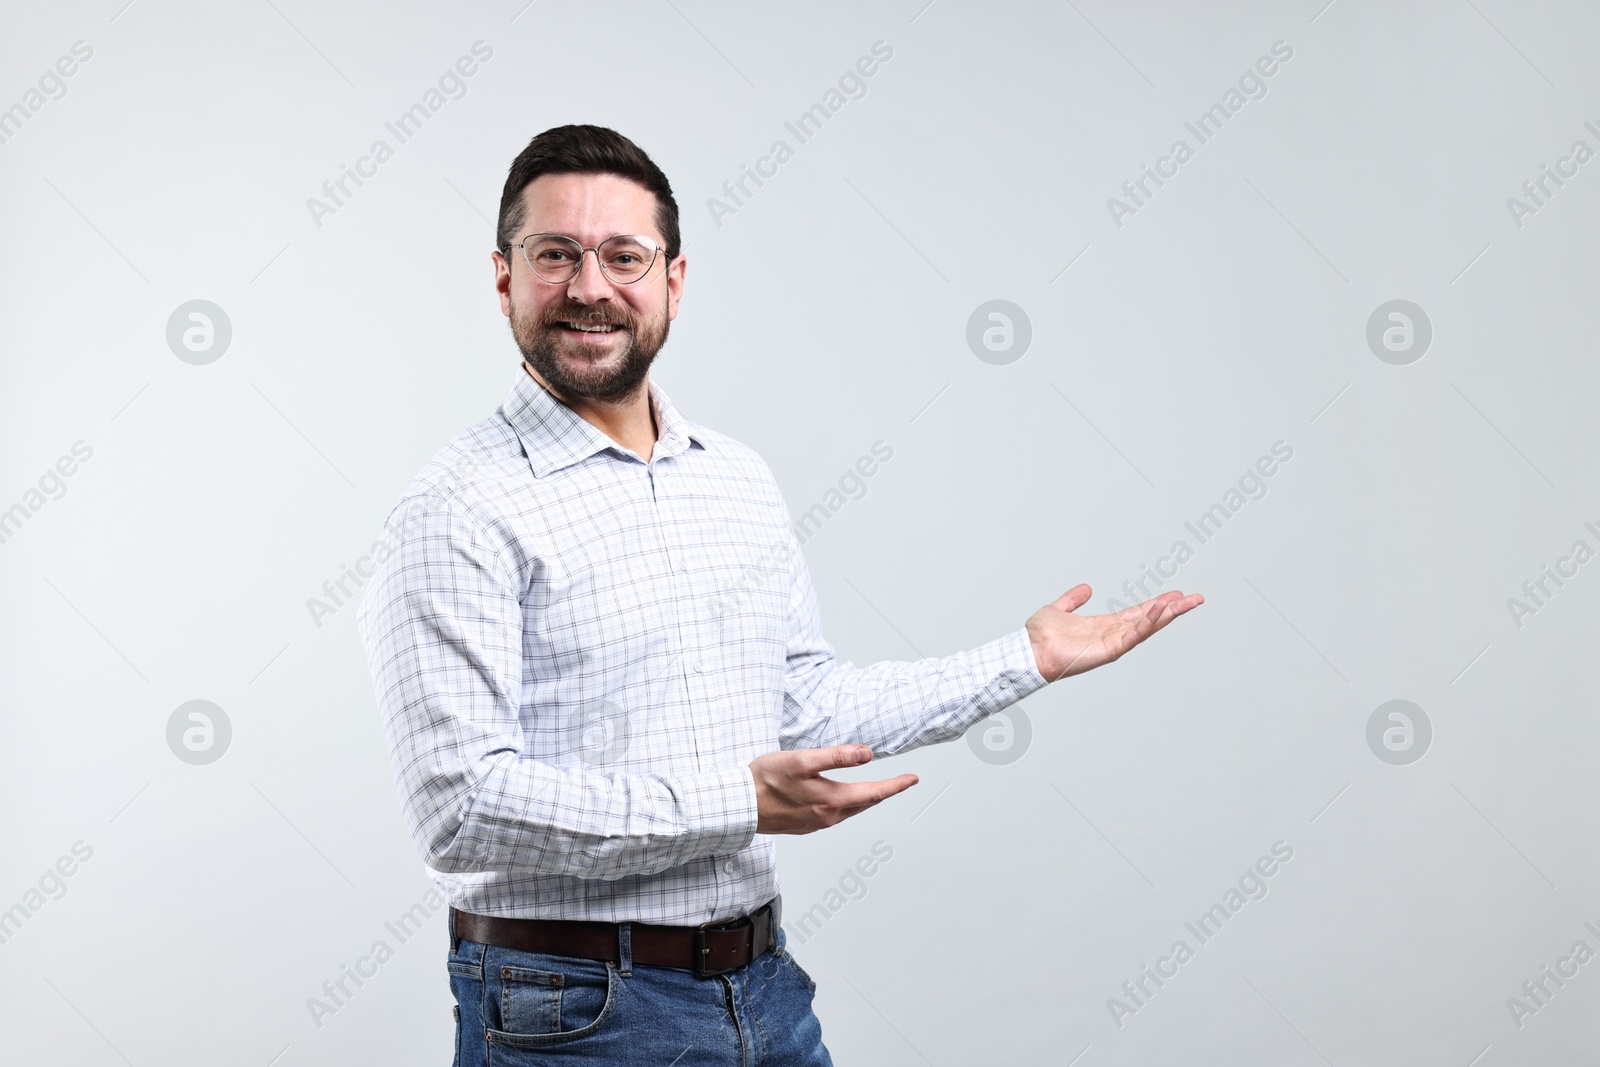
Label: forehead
xmin=517 ymin=173 xmax=659 ymax=243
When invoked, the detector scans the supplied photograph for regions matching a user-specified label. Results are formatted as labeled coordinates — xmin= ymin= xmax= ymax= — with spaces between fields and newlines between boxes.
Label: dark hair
xmin=496 ymin=124 xmax=680 ymax=262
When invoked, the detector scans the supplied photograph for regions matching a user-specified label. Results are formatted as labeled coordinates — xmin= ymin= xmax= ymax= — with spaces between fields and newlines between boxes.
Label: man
xmin=357 ymin=124 xmax=1202 ymax=1066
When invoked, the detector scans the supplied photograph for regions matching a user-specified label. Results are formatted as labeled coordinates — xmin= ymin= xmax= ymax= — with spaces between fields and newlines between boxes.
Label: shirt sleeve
xmin=357 ymin=490 xmax=758 ymax=881
xmin=776 ymin=524 xmax=1051 ymax=756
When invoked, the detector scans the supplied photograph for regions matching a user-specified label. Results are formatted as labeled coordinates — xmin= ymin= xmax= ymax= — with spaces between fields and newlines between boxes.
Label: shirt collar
xmin=503 ymin=363 xmax=705 ymax=478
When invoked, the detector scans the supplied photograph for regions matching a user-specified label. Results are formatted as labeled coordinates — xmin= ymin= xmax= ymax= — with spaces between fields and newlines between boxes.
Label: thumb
xmin=798 ymin=744 xmax=873 ymax=775
xmin=1051 ymin=583 xmax=1092 ymax=613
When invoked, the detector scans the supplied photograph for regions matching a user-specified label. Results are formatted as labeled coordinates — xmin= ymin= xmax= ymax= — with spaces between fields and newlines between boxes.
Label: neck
xmin=523 ymin=360 xmax=658 ymax=461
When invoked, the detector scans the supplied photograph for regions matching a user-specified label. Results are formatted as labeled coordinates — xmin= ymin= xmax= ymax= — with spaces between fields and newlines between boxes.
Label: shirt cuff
xmin=683 ymin=763 xmax=760 ymax=858
xmin=943 ymin=625 xmax=1054 ymax=737
xmin=993 ymin=625 xmax=1051 ymax=706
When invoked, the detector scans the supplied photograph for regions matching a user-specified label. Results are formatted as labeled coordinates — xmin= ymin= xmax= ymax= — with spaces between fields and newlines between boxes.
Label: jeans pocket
xmin=485 ymin=952 xmax=619 ymax=1051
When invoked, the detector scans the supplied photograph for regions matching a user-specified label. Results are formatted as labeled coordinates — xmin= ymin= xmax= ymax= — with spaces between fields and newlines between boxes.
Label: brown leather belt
xmin=450 ymin=895 xmax=782 ymax=979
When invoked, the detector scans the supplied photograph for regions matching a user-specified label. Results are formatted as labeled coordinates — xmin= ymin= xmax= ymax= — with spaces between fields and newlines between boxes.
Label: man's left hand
xmin=1025 ymin=584 xmax=1203 ymax=683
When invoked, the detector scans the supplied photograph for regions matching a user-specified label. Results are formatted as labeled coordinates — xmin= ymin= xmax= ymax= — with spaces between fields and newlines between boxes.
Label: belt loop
xmin=617 ymin=921 xmax=632 ymax=976
xmin=448 ymin=906 xmax=459 ymax=954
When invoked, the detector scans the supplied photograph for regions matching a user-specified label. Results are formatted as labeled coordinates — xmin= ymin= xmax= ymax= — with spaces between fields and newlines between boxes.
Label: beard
xmin=510 ymin=294 xmax=669 ymax=403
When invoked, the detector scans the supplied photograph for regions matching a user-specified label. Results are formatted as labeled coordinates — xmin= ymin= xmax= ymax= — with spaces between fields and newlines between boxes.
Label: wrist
xmin=1025 ymin=618 xmax=1053 ymax=683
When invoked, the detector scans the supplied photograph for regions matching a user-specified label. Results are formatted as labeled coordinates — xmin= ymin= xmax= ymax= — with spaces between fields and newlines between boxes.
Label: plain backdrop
xmin=1 ymin=1 xmax=1597 ymax=1064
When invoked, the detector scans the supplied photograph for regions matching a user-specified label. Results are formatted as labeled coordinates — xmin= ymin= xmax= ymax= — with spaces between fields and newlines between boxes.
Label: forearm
xmin=781 ymin=626 xmax=1048 ymax=756
xmin=402 ymin=746 xmax=758 ymax=879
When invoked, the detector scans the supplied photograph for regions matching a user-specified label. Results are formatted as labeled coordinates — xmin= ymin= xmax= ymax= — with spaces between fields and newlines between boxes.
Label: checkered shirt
xmin=357 ymin=365 xmax=1048 ymax=923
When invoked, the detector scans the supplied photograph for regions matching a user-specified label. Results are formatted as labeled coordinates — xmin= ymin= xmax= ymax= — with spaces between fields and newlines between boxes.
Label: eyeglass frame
xmin=512 ymin=232 xmax=670 ymax=286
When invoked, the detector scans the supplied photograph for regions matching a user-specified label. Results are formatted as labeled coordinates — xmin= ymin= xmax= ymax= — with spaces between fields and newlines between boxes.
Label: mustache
xmin=543 ymin=306 xmax=629 ymax=328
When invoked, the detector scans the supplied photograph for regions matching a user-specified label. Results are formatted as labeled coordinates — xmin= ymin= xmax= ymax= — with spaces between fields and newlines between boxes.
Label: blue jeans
xmin=447 ymin=922 xmax=834 ymax=1065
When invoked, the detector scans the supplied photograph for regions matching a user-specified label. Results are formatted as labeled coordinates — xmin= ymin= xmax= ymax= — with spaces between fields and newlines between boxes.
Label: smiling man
xmin=357 ymin=124 xmax=1201 ymax=1067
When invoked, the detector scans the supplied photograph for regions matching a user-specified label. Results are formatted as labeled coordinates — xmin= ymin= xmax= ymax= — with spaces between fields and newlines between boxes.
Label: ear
xmin=665 ymin=253 xmax=687 ymax=322
xmin=492 ymin=249 xmax=513 ymax=318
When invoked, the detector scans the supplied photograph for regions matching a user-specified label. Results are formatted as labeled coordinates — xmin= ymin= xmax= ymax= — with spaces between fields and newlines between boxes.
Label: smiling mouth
xmin=556 ymin=320 xmax=623 ymax=335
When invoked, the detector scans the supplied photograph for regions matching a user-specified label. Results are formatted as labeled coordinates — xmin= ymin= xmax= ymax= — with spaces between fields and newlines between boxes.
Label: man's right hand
xmin=748 ymin=745 xmax=918 ymax=835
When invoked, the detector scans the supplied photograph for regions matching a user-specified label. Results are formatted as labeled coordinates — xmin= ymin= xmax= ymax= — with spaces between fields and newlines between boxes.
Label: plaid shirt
xmin=357 ymin=365 xmax=1049 ymax=924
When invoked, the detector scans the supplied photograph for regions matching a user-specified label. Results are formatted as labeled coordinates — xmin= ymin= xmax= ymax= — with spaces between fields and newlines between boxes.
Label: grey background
xmin=2 ymin=1 xmax=1596 ymax=1064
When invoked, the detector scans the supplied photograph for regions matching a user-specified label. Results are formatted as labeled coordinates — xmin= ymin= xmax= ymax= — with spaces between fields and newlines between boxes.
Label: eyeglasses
xmin=514 ymin=233 xmax=665 ymax=285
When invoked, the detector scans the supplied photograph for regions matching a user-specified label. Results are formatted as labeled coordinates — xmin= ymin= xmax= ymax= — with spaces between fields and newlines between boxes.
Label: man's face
xmin=493 ymin=173 xmax=685 ymax=402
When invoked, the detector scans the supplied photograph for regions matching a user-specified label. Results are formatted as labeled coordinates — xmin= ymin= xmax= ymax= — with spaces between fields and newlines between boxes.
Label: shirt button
xmin=999 ymin=678 xmax=1011 ymax=689
xmin=724 ymin=859 xmax=736 ymax=874
xmin=692 ymin=660 xmax=706 ymax=673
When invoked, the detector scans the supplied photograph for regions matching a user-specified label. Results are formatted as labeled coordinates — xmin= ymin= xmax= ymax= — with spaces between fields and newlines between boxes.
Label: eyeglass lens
xmin=523 ymin=235 xmax=658 ymax=283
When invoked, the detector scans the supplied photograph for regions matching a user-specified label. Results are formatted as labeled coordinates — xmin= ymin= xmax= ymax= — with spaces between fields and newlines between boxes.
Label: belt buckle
xmin=694 ymin=912 xmax=755 ymax=979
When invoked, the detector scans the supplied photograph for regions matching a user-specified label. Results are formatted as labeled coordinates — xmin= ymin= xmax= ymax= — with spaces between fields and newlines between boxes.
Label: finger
xmin=1123 ymin=596 xmax=1177 ymax=645
xmin=1125 ymin=591 xmax=1202 ymax=647
xmin=1051 ymin=584 xmax=1092 ymax=613
xmin=834 ymin=774 xmax=922 ymax=820
xmin=792 ymin=744 xmax=875 ymax=776
xmin=1140 ymin=590 xmax=1184 ymax=615
xmin=829 ymin=773 xmax=919 ymax=809
xmin=1114 ymin=590 xmax=1178 ymax=624
xmin=1139 ymin=595 xmax=1177 ymax=630
xmin=1144 ymin=590 xmax=1203 ymax=627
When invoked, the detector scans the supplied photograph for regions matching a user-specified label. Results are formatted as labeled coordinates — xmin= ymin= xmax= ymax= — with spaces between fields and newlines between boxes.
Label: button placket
xmin=648 ymin=460 xmax=706 ymax=719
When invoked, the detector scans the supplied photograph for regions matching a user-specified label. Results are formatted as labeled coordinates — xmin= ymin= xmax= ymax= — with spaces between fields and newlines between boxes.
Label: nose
xmin=564 ymin=247 xmax=616 ymax=305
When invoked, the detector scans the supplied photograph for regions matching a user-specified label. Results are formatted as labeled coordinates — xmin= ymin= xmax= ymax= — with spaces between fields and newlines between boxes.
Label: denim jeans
xmin=447 ymin=921 xmax=834 ymax=1065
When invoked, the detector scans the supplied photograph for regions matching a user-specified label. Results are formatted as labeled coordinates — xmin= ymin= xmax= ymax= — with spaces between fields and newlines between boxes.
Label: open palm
xmin=1025 ymin=583 xmax=1203 ymax=683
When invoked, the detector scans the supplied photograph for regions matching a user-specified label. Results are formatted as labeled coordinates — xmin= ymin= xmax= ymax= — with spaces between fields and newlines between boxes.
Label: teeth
xmin=562 ymin=322 xmax=616 ymax=333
